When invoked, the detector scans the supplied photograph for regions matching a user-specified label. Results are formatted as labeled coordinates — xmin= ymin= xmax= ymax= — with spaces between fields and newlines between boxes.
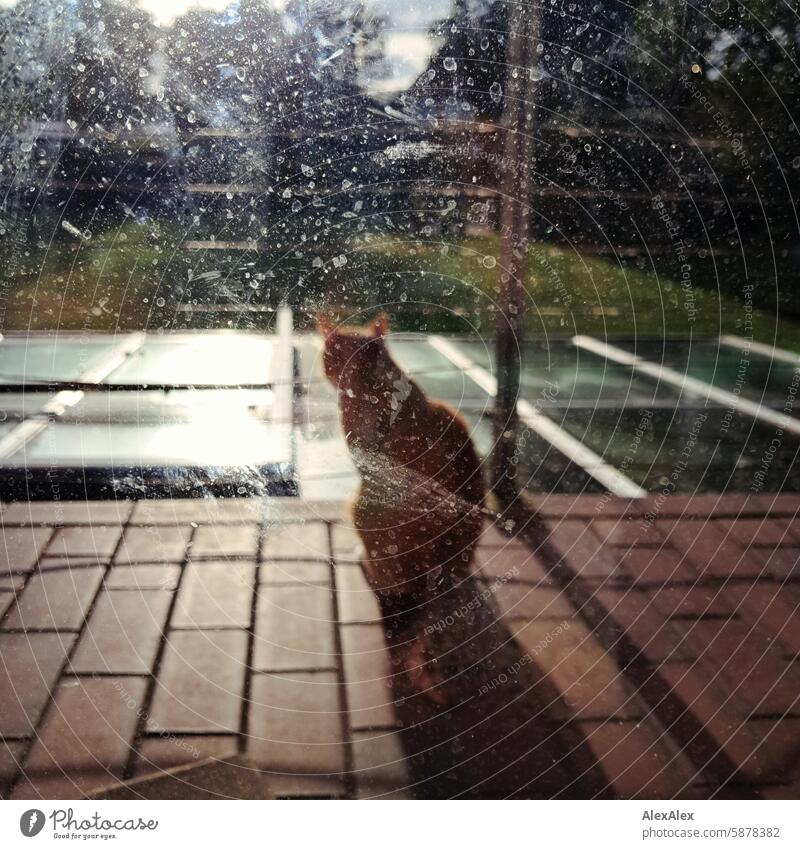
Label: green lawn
xmin=3 ymin=225 xmax=799 ymax=352
xmin=346 ymin=234 xmax=800 ymax=350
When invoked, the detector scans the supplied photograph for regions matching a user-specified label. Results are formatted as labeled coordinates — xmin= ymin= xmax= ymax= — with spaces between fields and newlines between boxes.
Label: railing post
xmin=492 ymin=3 xmax=540 ymax=503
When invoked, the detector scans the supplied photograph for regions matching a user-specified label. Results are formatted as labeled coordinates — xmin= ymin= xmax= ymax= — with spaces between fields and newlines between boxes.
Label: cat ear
xmin=315 ymin=314 xmax=334 ymax=338
xmin=373 ymin=312 xmax=389 ymax=337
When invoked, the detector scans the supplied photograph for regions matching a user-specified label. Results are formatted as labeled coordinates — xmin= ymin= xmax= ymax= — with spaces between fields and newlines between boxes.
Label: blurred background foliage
xmin=1 ymin=0 xmax=799 ymax=345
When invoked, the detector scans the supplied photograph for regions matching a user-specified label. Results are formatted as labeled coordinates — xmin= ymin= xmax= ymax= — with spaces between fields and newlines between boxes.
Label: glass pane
xmin=15 ymin=419 xmax=289 ymax=468
xmin=4 ymin=0 xmax=800 ymax=806
xmin=0 ymin=336 xmax=119 ymax=383
xmin=107 ymin=335 xmax=277 ymax=385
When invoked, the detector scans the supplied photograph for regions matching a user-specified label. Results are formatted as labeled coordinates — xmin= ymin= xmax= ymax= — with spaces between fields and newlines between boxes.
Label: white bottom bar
xmin=3 ymin=798 xmax=797 ymax=848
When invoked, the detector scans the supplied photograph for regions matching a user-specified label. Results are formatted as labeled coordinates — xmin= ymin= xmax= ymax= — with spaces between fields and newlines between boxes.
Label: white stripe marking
xmin=720 ymin=334 xmax=800 ymax=368
xmin=427 ymin=335 xmax=647 ymax=499
xmin=573 ymin=335 xmax=800 ymax=437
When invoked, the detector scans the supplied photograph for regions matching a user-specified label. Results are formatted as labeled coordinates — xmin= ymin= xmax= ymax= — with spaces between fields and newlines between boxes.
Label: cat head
xmin=316 ymin=313 xmax=389 ymax=391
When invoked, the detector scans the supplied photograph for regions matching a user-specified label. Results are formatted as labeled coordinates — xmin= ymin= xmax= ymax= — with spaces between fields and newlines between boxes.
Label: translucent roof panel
xmin=13 ymin=418 xmax=288 ymax=469
xmin=0 ymin=336 xmax=121 ymax=384
xmin=106 ymin=334 xmax=277 ymax=386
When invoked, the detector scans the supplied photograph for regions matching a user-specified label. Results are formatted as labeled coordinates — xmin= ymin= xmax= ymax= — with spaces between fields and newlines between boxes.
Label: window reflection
xmin=0 ymin=0 xmax=798 ymax=498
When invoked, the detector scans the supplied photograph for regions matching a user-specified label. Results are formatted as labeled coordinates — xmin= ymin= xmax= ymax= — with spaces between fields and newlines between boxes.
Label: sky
xmin=133 ymin=0 xmax=450 ymax=93
xmin=136 ymin=0 xmax=284 ymax=23
xmin=0 ymin=0 xmax=450 ymax=94
xmin=135 ymin=0 xmax=450 ymax=29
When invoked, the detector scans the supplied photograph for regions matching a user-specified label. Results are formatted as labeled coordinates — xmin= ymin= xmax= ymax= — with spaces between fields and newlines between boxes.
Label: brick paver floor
xmin=1 ymin=494 xmax=798 ymax=799
xmin=521 ymin=492 xmax=800 ymax=798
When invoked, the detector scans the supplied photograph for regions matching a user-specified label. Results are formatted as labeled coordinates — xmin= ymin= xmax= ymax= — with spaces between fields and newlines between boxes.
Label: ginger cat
xmin=317 ymin=313 xmax=485 ymax=604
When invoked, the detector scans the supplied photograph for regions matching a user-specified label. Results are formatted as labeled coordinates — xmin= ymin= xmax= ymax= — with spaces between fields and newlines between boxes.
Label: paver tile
xmin=47 ymin=526 xmax=122 ymax=560
xmin=12 ymin=677 xmax=147 ymax=799
xmin=513 ymin=617 xmax=644 ymax=721
xmin=593 ymin=587 xmax=699 ymax=663
xmin=718 ymin=518 xmax=798 ymax=548
xmin=3 ymin=567 xmax=104 ymax=631
xmin=340 ymin=625 xmax=397 ymax=730
xmin=3 ymin=501 xmax=133 ymax=525
xmin=474 ymin=543 xmax=553 ymax=583
xmin=191 ymin=524 xmax=259 ymax=559
xmin=646 ymin=585 xmax=739 ymax=620
xmin=104 ymin=564 xmax=181 ymax=590
xmin=132 ymin=498 xmax=263 ymax=525
xmin=330 ymin=523 xmax=363 ymax=562
xmin=0 ymin=632 xmax=75 ymax=737
xmin=579 ymin=717 xmax=700 ymax=798
xmin=248 ymin=671 xmax=345 ymax=776
xmin=0 ymin=574 xmax=25 ymax=592
xmin=748 ymin=547 xmax=799 ymax=580
xmin=591 ymin=518 xmax=666 ymax=548
xmin=262 ymin=522 xmax=329 ymax=560
xmin=115 ymin=525 xmax=191 ymax=564
xmin=490 ymin=581 xmax=576 ymax=621
xmin=0 ymin=741 xmax=24 ymax=796
xmin=172 ymin=560 xmax=254 ymax=628
xmin=0 ymin=526 xmax=52 ymax=574
xmin=71 ymin=589 xmax=171 ymax=674
xmin=545 ymin=519 xmax=619 ymax=580
xmin=0 ymin=591 xmax=15 ymax=618
xmin=262 ymin=560 xmax=330 ymax=586
xmin=254 ymin=583 xmax=336 ymax=671
xmin=724 ymin=582 xmax=800 ymax=656
xmin=658 ymin=661 xmax=780 ymax=781
xmin=134 ymin=735 xmax=238 ymax=778
xmin=335 ymin=564 xmax=382 ymax=624
xmin=616 ymin=545 xmax=698 ymax=586
xmin=657 ymin=520 xmax=761 ymax=578
xmin=148 ymin=630 xmax=247 ymax=733
xmin=351 ymin=730 xmax=411 ymax=793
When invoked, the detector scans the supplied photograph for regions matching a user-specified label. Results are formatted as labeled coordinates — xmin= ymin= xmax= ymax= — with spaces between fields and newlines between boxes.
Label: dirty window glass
xmin=0 ymin=0 xmax=798 ymax=500
xmin=5 ymin=0 xmax=800 ymax=814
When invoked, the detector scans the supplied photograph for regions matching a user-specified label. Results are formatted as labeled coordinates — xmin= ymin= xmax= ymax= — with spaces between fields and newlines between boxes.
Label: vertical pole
xmin=275 ymin=303 xmax=295 ymax=484
xmin=492 ymin=2 xmax=540 ymax=502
